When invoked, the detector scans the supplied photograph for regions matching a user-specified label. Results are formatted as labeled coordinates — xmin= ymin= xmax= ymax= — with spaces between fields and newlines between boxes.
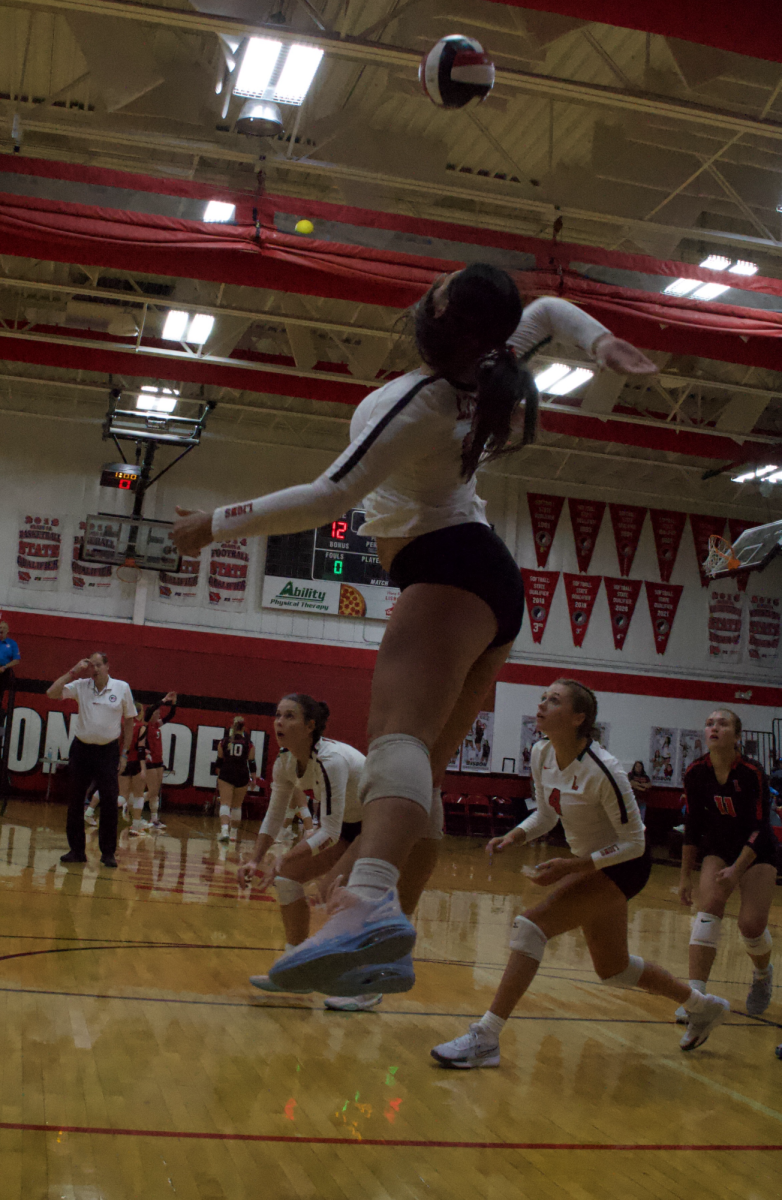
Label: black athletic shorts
xmin=340 ymin=820 xmax=362 ymax=845
xmin=218 ymin=770 xmax=250 ymax=788
xmin=120 ymin=761 xmax=142 ymax=778
xmin=602 ymin=841 xmax=652 ymax=900
xmin=701 ymin=835 xmax=778 ymax=869
xmin=389 ymin=522 xmax=524 ymax=648
xmin=147 ymin=760 xmax=165 ymax=771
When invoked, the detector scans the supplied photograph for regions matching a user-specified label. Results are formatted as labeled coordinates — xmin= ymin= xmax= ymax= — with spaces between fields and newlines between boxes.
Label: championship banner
xmin=604 ymin=577 xmax=642 ymax=651
xmin=747 ymin=592 xmax=781 ymax=665
xmin=461 ymin=712 xmax=494 ymax=773
xmin=645 ymin=581 xmax=683 ymax=654
xmin=71 ymin=522 xmax=114 ymax=594
xmin=568 ymin=499 xmax=605 ymax=573
xmin=707 ymin=585 xmax=744 ymax=662
xmin=728 ymin=519 xmax=759 ymax=593
xmin=520 ymin=568 xmax=560 ymax=645
xmin=649 ymin=508 xmax=686 ymax=583
xmin=17 ymin=514 xmax=61 ymax=590
xmin=608 ymin=504 xmax=646 ymax=577
xmin=158 ymin=556 xmax=201 ymax=606
xmin=563 ymin=573 xmax=602 ymax=648
xmin=527 ymin=493 xmax=564 ymax=568
xmin=690 ymin=514 xmax=726 ymax=587
xmin=208 ymin=539 xmax=250 ymax=610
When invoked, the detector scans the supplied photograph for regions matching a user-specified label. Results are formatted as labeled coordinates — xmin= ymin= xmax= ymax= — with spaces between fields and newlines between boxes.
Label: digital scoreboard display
xmin=100 ymin=463 xmax=141 ymax=491
xmin=265 ymin=509 xmax=390 ymax=587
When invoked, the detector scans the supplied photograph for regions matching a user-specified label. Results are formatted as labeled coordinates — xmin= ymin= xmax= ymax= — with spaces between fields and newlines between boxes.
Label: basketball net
xmin=703 ymin=534 xmax=742 ymax=577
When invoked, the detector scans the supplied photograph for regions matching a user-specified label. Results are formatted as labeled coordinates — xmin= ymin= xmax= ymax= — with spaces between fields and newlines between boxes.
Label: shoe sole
xmin=430 ymin=1049 xmax=500 ymax=1069
xmin=249 ymin=977 xmax=311 ymax=995
xmin=269 ymin=924 xmax=416 ymax=993
xmin=324 ymin=996 xmax=384 ymax=1011
xmin=324 ymin=962 xmax=415 ymax=997
xmin=680 ymin=1004 xmax=730 ymax=1051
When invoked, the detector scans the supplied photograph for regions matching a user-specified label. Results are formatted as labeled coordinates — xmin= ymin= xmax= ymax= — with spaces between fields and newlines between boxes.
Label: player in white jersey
xmin=431 ymin=680 xmax=730 ymax=1068
xmin=174 ymin=264 xmax=658 ymax=997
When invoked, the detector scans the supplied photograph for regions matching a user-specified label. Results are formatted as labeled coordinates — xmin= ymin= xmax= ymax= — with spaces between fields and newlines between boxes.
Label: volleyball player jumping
xmin=174 ymin=266 xmax=657 ymax=996
xmin=678 ymin=708 xmax=777 ymax=1020
xmin=430 ymin=680 xmax=729 ymax=1067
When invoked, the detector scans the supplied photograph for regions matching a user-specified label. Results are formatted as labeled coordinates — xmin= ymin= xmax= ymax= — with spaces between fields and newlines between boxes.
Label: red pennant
xmin=568 ymin=498 xmax=605 ymax=573
xmin=690 ymin=513 xmax=726 ymax=587
xmin=527 ymin=493 xmax=565 ymax=568
xmin=609 ymin=504 xmax=646 ymax=577
xmin=520 ymin=568 xmax=560 ymax=645
xmin=563 ymin=573 xmax=602 ymax=648
xmin=728 ymin=518 xmax=760 ymax=593
xmin=604 ymin=577 xmax=642 ymax=650
xmin=645 ymin=581 xmax=683 ymax=654
xmin=649 ymin=509 xmax=686 ymax=583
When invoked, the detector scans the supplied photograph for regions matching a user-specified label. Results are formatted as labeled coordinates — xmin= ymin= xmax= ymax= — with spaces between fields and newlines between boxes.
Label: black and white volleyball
xmin=419 ymin=35 xmax=496 ymax=109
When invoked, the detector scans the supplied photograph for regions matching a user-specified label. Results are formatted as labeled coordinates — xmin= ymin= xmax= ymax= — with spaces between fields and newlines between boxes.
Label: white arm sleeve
xmin=516 ymin=745 xmax=560 ymax=843
xmin=212 ymin=375 xmax=443 ymax=542
xmin=508 ymin=296 xmax=610 ymax=360
xmin=260 ymin=756 xmax=297 ymax=840
xmin=306 ymin=751 xmax=348 ymax=852
xmin=591 ymin=766 xmax=646 ymax=869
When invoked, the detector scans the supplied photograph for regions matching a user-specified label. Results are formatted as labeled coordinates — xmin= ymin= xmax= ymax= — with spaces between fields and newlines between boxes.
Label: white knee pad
xmin=599 ymin=955 xmax=644 ymax=989
xmin=690 ymin=912 xmax=723 ymax=949
xmin=219 ymin=804 xmax=231 ymax=821
xmin=741 ymin=928 xmax=772 ymax=955
xmin=427 ymin=786 xmax=444 ymax=840
xmin=509 ymin=916 xmax=548 ymax=962
xmin=230 ymin=807 xmax=242 ymax=823
xmin=359 ymin=734 xmax=432 ymax=812
xmin=273 ymin=876 xmax=305 ymax=906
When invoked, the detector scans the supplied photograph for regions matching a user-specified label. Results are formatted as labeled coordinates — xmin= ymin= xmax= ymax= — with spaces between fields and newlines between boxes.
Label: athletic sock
xmin=689 ymin=978 xmax=706 ymax=994
xmin=477 ymin=1010 xmax=505 ymax=1039
xmin=753 ymin=964 xmax=773 ymax=979
xmin=346 ymin=857 xmax=400 ymax=903
xmin=683 ymin=988 xmax=707 ymax=1013
xmin=85 ymin=806 xmax=94 ymax=819
xmin=131 ymin=818 xmax=143 ymax=831
xmin=220 ymin=824 xmax=230 ymax=838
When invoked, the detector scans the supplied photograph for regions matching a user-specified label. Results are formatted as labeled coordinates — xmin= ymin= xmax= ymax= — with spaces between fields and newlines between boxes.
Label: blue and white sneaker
xmin=249 ymin=973 xmax=311 ymax=995
xmin=268 ymin=889 xmax=416 ymax=994
xmin=323 ymin=953 xmax=415 ymax=998
xmin=431 ymin=1023 xmax=501 ymax=1069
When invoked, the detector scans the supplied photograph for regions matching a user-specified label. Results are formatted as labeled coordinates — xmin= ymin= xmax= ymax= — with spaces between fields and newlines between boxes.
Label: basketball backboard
xmin=704 ymin=519 xmax=782 ymax=579
xmin=80 ymin=514 xmax=181 ymax=571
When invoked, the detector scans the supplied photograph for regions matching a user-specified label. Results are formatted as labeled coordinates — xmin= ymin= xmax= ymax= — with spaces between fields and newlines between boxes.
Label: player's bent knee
xmin=690 ymin=912 xmax=722 ymax=949
xmin=598 ymin=955 xmax=644 ymax=989
xmin=273 ymin=876 xmax=306 ymax=906
xmin=360 ymin=734 xmax=432 ymax=812
xmin=219 ymin=804 xmax=231 ymax=821
xmin=741 ymin=927 xmax=772 ymax=954
xmin=509 ymin=916 xmax=548 ymax=962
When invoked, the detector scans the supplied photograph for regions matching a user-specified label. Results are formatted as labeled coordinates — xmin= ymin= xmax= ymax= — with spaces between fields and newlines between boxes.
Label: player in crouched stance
xmin=431 ymin=680 xmax=730 ymax=1069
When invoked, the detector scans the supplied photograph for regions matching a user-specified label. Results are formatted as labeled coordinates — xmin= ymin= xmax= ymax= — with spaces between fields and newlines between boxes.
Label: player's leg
xmin=737 ymin=862 xmax=777 ymax=1015
xmin=128 ymin=770 xmax=147 ymax=836
xmin=229 ymin=785 xmax=247 ymax=844
xmin=217 ymin=779 xmax=233 ymax=842
xmin=84 ymin=782 xmax=99 ymax=826
xmin=685 ymin=855 xmax=730 ymax=996
xmin=146 ymin=766 xmax=165 ymax=828
xmin=118 ymin=772 xmax=132 ymax=821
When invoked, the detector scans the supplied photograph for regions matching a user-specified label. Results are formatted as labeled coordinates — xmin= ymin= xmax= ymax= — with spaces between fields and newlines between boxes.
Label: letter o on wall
xmin=9 ymin=707 xmax=43 ymax=773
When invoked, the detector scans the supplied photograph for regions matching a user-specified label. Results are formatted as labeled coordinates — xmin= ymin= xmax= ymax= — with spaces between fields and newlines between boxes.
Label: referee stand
xmin=0 ymin=669 xmax=16 ymax=816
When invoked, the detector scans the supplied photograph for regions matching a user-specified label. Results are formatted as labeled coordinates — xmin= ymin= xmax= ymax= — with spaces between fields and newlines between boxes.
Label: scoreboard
xmin=264 ymin=509 xmax=390 ymax=587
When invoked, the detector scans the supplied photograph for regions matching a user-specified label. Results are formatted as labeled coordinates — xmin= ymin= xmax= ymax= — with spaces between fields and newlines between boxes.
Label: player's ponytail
xmin=228 ymin=714 xmax=245 ymax=744
xmin=553 ymin=678 xmax=599 ymax=741
xmin=283 ymin=693 xmax=330 ymax=748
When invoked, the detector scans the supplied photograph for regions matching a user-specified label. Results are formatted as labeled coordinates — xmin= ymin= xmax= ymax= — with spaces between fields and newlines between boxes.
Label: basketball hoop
xmin=116 ymin=564 xmax=141 ymax=585
xmin=703 ymin=534 xmax=741 ymax=577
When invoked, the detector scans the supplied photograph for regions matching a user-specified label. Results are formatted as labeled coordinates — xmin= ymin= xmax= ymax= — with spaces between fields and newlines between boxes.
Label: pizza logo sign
xmin=338 ymin=584 xmax=367 ymax=617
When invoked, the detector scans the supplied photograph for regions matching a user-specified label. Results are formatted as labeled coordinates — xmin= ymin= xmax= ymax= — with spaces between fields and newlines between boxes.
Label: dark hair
xmin=414 ymin=263 xmax=539 ymax=479
xmin=91 ymin=651 xmax=109 ymax=664
xmin=714 ymin=708 xmax=742 ymax=738
xmin=283 ymin=693 xmax=330 ymax=747
xmin=552 ymin=678 xmax=599 ymax=740
xmin=631 ymin=760 xmax=646 ymax=775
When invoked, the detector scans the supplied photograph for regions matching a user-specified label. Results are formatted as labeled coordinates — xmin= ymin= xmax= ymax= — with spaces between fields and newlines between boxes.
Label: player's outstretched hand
xmin=593 ymin=334 xmax=658 ymax=376
xmin=163 ymin=691 xmax=177 ymax=705
xmin=486 ymin=832 xmax=518 ymax=857
xmin=173 ymin=507 xmax=214 ymax=556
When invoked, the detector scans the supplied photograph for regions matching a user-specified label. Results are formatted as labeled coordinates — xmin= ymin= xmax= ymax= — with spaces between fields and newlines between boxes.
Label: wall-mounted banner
xmin=604 ymin=577 xmax=642 ymax=650
xmin=708 ymin=586 xmax=744 ymax=662
xmin=608 ymin=504 xmax=646 ymax=577
xmin=519 ymin=715 xmax=540 ymax=778
xmin=728 ymin=519 xmax=759 ymax=594
xmin=208 ymin=539 xmax=250 ymax=610
xmin=690 ymin=514 xmax=726 ymax=587
xmin=262 ymin=575 xmax=399 ymax=621
xmin=520 ymin=569 xmax=560 ymax=645
xmin=649 ymin=508 xmax=686 ymax=583
xmin=527 ymin=493 xmax=564 ymax=568
xmin=461 ymin=711 xmax=494 ymax=774
xmin=71 ymin=522 xmax=114 ymax=594
xmin=17 ymin=514 xmax=61 ymax=590
xmin=747 ymin=592 xmax=781 ymax=665
xmin=158 ymin=556 xmax=201 ymax=606
xmin=645 ymin=581 xmax=683 ymax=654
xmin=678 ymin=728 xmax=705 ymax=787
xmin=649 ymin=726 xmax=678 ymax=786
xmin=568 ymin=499 xmax=605 ymax=573
xmin=563 ymin=573 xmax=602 ymax=648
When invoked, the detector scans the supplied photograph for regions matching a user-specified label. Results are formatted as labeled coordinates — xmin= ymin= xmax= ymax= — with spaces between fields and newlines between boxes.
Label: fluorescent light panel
xmin=203 ymin=200 xmax=235 ymax=222
xmin=274 ymin=44 xmax=324 ymax=104
xmin=730 ymin=260 xmax=758 ymax=276
xmin=162 ymin=310 xmax=188 ymax=341
xmin=233 ymin=38 xmax=323 ymax=105
xmin=137 ymin=386 xmax=178 ymax=414
xmin=234 ymin=38 xmax=281 ymax=99
xmin=187 ymin=314 xmax=214 ymax=345
xmin=731 ymin=463 xmax=779 ymax=483
xmin=700 ymin=255 xmax=731 ymax=271
xmin=692 ymin=282 xmax=730 ymax=300
xmin=534 ymin=363 xmax=571 ymax=392
xmin=664 ymin=278 xmax=700 ymax=296
xmin=547 ymin=366 xmax=594 ymax=395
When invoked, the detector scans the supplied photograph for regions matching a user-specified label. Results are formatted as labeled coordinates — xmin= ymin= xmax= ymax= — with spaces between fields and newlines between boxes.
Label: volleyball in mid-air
xmin=419 ymin=35 xmax=495 ymax=109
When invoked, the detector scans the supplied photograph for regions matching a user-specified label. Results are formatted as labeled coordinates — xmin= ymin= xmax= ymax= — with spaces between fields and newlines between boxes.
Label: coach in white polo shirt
xmin=47 ymin=651 xmax=135 ymax=867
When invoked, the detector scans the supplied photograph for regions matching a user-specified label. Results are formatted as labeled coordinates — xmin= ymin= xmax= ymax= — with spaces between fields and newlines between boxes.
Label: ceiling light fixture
xmin=136 ymin=386 xmax=179 ymax=414
xmin=162 ymin=310 xmax=189 ymax=341
xmin=730 ymin=464 xmax=778 ymax=483
xmin=700 ymin=255 xmax=732 ymax=271
xmin=729 ymin=260 xmax=758 ymax=276
xmin=203 ymin=200 xmax=235 ymax=222
xmin=235 ymin=99 xmax=284 ymax=137
xmin=161 ymin=310 xmax=215 ymax=345
xmin=691 ymin=282 xmax=730 ymax=300
xmin=534 ymin=363 xmax=594 ymax=395
xmin=234 ymin=38 xmax=323 ymax=106
xmin=664 ymin=278 xmax=700 ymax=296
xmin=187 ymin=314 xmax=215 ymax=345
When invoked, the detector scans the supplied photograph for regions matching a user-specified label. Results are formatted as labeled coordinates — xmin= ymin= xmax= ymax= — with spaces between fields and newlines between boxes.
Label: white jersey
xmin=518 ymin=740 xmax=645 ymax=869
xmin=212 ymin=298 xmax=609 ymax=543
xmin=262 ymin=738 xmax=365 ymax=852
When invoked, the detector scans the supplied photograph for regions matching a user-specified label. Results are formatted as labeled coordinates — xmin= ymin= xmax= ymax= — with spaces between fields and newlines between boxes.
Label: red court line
xmin=0 ymin=1122 xmax=779 ymax=1150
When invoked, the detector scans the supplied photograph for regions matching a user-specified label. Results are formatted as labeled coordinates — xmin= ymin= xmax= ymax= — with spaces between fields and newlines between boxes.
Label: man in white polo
xmin=47 ymin=651 xmax=135 ymax=867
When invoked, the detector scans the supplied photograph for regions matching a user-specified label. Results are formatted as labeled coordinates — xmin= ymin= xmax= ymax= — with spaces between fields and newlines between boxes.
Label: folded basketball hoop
xmin=703 ymin=535 xmax=741 ymax=577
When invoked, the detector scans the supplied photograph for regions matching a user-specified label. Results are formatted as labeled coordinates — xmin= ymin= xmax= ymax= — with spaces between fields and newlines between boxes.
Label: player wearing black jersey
xmin=679 ymin=708 xmax=777 ymax=1019
xmin=216 ymin=715 xmax=255 ymax=844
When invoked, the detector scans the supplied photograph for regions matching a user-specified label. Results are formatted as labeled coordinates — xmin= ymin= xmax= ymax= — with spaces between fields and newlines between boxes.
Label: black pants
xmin=67 ymin=738 xmax=119 ymax=857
